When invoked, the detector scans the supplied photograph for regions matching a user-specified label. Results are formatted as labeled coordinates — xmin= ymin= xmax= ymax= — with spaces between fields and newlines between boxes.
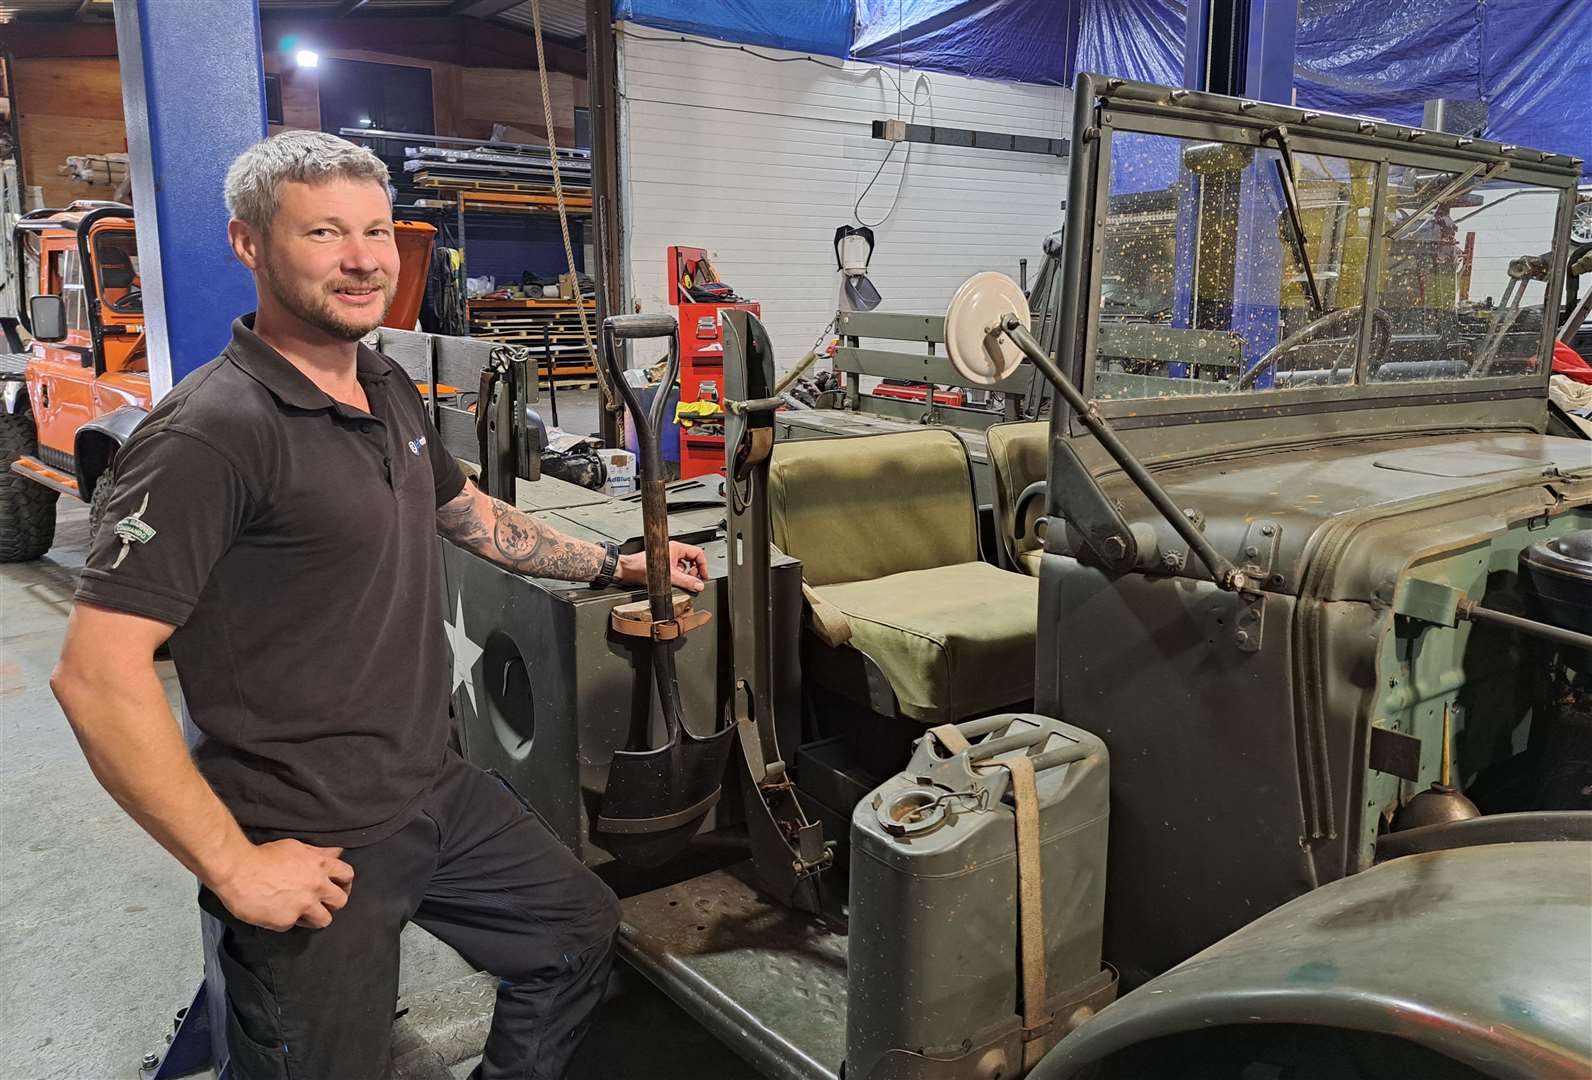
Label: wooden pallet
xmin=468 ymin=298 xmax=598 ymax=310
xmin=470 ymin=301 xmax=597 ymax=350
xmin=472 ymin=329 xmax=593 ymax=340
xmin=456 ymin=189 xmax=594 ymax=211
xmin=414 ymin=173 xmax=594 ymax=204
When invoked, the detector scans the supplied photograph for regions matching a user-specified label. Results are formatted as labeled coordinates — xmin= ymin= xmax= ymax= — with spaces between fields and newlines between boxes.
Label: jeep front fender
xmin=73 ymin=404 xmax=147 ymax=495
xmin=1032 ymin=841 xmax=1592 ymax=1080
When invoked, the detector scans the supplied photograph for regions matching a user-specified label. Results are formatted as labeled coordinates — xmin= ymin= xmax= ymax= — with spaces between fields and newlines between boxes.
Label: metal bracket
xmin=1369 ymin=724 xmax=1423 ymax=782
xmin=1053 ymin=439 xmax=1137 ymax=571
xmin=1234 ymin=591 xmax=1266 ymax=653
xmin=1394 ymin=578 xmax=1462 ymax=628
xmin=1239 ymin=518 xmax=1283 ymax=587
xmin=140 ymin=983 xmax=214 ymax=1079
xmin=871 ymin=119 xmax=1070 ymax=159
xmin=722 ymin=308 xmax=829 ymax=913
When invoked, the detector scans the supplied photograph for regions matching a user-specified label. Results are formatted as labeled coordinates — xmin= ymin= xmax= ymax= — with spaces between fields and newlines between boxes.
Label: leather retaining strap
xmin=801 ymin=582 xmax=853 ymax=647
xmin=929 ymin=723 xmax=1054 ymax=1068
xmin=610 ymin=594 xmax=712 ymax=641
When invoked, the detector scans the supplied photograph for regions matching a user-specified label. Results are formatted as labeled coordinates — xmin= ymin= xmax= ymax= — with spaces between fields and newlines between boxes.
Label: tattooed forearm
xmin=486 ymin=501 xmax=605 ymax=580
xmin=437 ymin=486 xmax=604 ymax=581
xmin=436 ymin=490 xmax=491 ymax=548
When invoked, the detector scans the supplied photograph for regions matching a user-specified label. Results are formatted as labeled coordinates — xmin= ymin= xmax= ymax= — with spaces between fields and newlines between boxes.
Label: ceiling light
xmin=295 ymin=49 xmax=320 ymax=69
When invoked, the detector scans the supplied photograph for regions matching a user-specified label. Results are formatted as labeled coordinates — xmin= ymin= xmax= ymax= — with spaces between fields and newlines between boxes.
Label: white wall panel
xmin=1461 ymin=184 xmax=1586 ymax=309
xmin=616 ymin=27 xmax=1071 ymax=365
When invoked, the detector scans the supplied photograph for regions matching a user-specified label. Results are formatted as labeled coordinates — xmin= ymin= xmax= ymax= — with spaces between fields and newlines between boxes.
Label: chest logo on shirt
xmin=408 ymin=435 xmax=427 ymax=456
xmin=110 ymin=493 xmax=156 ymax=569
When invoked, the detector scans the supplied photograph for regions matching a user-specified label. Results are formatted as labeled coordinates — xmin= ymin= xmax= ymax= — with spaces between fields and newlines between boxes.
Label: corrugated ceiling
xmin=495 ymin=0 xmax=588 ymax=42
xmin=2 ymin=0 xmax=589 ymax=46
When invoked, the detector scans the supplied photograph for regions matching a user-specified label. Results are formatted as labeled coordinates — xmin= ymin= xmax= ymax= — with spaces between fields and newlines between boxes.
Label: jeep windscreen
xmin=92 ymin=230 xmax=141 ymax=316
xmin=1069 ymin=96 xmax=1576 ymax=425
xmin=59 ymin=248 xmax=90 ymax=333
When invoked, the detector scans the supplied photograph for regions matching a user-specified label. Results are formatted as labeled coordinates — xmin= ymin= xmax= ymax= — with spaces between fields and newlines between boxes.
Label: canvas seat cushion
xmin=985 ymin=420 xmax=1049 ymax=575
xmin=769 ymin=429 xmax=979 ymax=587
xmin=812 ymin=562 xmax=1038 ymax=724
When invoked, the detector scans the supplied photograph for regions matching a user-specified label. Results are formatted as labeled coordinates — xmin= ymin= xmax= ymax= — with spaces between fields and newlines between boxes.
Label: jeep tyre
xmin=0 ymin=411 xmax=58 ymax=563
xmin=87 ymin=467 xmax=115 ymax=551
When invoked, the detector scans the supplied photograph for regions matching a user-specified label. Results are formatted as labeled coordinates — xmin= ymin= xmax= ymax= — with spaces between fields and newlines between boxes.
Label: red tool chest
xmin=668 ymin=246 xmax=759 ymax=479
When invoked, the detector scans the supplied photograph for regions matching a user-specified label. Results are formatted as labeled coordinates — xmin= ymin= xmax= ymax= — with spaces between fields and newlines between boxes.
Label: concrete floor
xmin=0 ymin=391 xmax=756 ymax=1079
xmin=538 ymin=385 xmax=602 ymax=442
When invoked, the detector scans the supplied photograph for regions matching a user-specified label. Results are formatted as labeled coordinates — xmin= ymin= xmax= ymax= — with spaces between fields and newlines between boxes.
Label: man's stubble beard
xmin=260 ymin=244 xmax=396 ymax=342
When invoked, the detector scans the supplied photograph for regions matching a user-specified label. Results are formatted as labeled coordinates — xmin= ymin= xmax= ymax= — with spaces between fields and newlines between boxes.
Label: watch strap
xmin=589 ymin=541 xmax=621 ymax=588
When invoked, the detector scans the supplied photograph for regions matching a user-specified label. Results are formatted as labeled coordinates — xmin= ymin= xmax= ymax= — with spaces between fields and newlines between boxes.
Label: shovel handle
xmin=599 ymin=314 xmax=682 ymax=622
xmin=606 ymin=313 xmax=679 ymax=340
xmin=639 ymin=479 xmax=675 ymax=619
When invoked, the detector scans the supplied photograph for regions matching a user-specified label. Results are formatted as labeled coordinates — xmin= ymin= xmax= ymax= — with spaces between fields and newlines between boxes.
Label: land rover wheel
xmin=0 ymin=410 xmax=58 ymax=562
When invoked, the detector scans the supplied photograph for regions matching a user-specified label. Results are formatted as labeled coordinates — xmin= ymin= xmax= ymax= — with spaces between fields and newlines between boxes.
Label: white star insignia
xmin=443 ymin=591 xmax=484 ymax=715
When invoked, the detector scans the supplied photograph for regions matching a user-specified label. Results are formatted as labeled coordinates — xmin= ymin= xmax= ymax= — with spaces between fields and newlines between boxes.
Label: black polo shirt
xmin=77 ymin=316 xmax=468 ymax=847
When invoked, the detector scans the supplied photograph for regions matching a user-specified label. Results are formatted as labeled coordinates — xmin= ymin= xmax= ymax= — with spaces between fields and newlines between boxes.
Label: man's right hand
xmin=214 ymin=839 xmax=355 ymax=932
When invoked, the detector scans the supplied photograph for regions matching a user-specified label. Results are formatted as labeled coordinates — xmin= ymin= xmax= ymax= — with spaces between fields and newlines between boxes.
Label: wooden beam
xmin=4 ymin=23 xmax=119 ymax=56
xmin=586 ymin=0 xmax=621 ymax=445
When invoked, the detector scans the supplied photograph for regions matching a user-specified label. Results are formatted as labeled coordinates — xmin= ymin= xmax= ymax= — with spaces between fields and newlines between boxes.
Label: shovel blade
xmin=596 ymin=725 xmax=738 ymax=867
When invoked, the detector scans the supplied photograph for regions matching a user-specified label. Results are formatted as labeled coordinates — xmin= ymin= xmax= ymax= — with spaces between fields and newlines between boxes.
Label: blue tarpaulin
xmin=1295 ymin=0 xmax=1591 ymax=172
xmin=1294 ymin=0 xmax=1473 ymax=125
xmin=1468 ymin=0 xmax=1590 ymax=172
xmin=1072 ymin=0 xmax=1186 ymax=195
xmin=613 ymin=0 xmax=1590 ymax=172
xmin=1074 ymin=0 xmax=1185 ymax=90
xmin=612 ymin=0 xmax=853 ymax=59
xmin=850 ymin=0 xmax=1080 ymax=86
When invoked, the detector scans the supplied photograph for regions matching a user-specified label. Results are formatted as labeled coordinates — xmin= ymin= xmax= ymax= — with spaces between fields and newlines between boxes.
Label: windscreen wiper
xmin=1387 ymin=160 xmax=1509 ymax=241
xmin=1263 ymin=127 xmax=1324 ymax=317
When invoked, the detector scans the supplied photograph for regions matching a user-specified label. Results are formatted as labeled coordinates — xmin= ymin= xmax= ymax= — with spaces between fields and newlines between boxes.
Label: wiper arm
xmin=1387 ymin=160 xmax=1508 ymax=241
xmin=1264 ymin=126 xmax=1324 ymax=317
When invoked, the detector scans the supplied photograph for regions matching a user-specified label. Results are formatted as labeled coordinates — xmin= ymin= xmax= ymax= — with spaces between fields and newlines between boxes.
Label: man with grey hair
xmin=52 ymin=129 xmax=707 ymax=1077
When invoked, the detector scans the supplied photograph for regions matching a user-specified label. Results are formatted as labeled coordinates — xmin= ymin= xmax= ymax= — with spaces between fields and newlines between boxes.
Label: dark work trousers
xmin=198 ymin=751 xmax=621 ymax=1080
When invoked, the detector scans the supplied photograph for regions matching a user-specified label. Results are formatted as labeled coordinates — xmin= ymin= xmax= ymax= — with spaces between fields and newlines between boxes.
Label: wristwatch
xmin=589 ymin=541 xmax=622 ymax=589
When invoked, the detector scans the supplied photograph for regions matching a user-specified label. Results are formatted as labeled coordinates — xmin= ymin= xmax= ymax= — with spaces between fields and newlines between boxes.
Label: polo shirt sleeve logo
xmin=110 ymin=493 xmax=158 ymax=569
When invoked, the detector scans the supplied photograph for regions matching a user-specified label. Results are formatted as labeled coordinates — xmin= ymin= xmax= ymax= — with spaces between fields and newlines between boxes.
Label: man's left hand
xmin=617 ymin=541 xmax=709 ymax=594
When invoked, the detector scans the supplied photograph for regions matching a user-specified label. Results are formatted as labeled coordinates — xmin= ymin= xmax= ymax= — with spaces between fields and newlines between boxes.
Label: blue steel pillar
xmin=113 ymin=0 xmax=266 ymax=401
xmin=111 ymin=5 xmax=265 ymax=1075
xmin=1171 ymin=0 xmax=1297 ymax=382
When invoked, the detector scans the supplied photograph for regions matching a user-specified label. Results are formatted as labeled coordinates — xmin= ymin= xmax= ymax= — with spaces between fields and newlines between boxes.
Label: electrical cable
xmin=614 ymin=25 xmax=939 ymax=335
xmin=854 ymin=72 xmax=931 ymax=228
xmin=530 ymin=0 xmax=612 ymax=413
